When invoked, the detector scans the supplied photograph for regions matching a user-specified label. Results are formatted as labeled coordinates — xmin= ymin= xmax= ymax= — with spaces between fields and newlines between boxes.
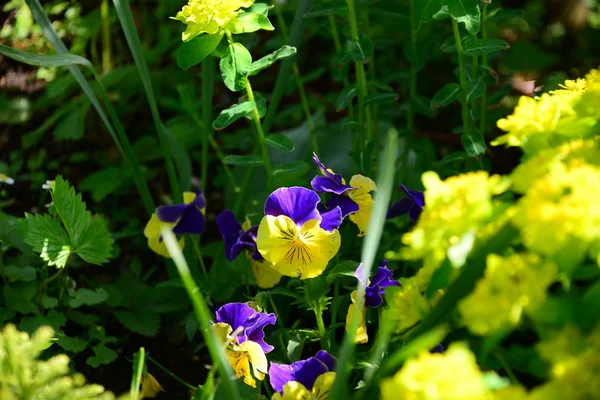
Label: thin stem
xmin=201 ymin=57 xmax=215 ymax=192
xmin=314 ymin=306 xmax=328 ymax=350
xmin=272 ymin=0 xmax=318 ymax=154
xmin=493 ymin=350 xmax=519 ymax=384
xmin=267 ymin=296 xmax=289 ymax=360
xmin=480 ymin=4 xmax=489 ymax=137
xmin=147 ymin=355 xmax=198 ymax=392
xmin=38 ymin=267 xmax=65 ymax=308
xmin=452 ymin=19 xmax=471 ymax=138
xmin=101 ymin=0 xmax=111 ymax=73
xmin=191 ymin=237 xmax=208 ymax=278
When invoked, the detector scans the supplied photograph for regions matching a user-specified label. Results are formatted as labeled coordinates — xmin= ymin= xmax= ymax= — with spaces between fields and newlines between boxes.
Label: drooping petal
xmin=256 ymin=216 xmax=341 ymax=279
xmin=408 ymin=204 xmax=423 ymax=222
xmin=264 ymin=187 xmax=321 ymax=226
xmin=347 ymin=175 xmax=376 ymax=236
xmin=311 ymin=153 xmax=355 ymax=195
xmin=319 ymin=206 xmax=343 ymax=232
xmin=322 ymin=195 xmax=360 ymax=219
xmin=144 ymin=214 xmax=184 ymax=258
xmin=244 ymin=311 xmax=277 ymax=354
xmin=401 ymin=185 xmax=424 ymax=207
xmin=388 ymin=185 xmax=425 ymax=222
xmin=269 ymin=357 xmax=329 ymax=393
xmin=365 ymin=286 xmax=384 ymax=308
xmin=346 ymin=290 xmax=368 ymax=344
xmin=171 ymin=206 xmax=205 ymax=235
xmin=156 ymin=190 xmax=206 ymax=235
xmin=315 ymin=350 xmax=336 ymax=372
xmin=156 ymin=203 xmax=188 ymax=224
xmin=354 ymin=263 xmax=368 ymax=287
xmin=216 ymin=210 xmax=257 ymax=261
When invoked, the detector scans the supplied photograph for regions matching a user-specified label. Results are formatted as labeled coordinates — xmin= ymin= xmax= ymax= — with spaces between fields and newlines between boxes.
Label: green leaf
xmin=273 ymin=161 xmax=310 ymax=177
xmin=87 ymin=344 xmax=118 ymax=367
xmin=130 ymin=348 xmax=145 ymax=400
xmin=411 ymin=95 xmax=436 ymax=118
xmin=42 ymin=295 xmax=58 ymax=309
xmin=57 ymin=335 xmax=88 ymax=353
xmin=461 ymin=132 xmax=486 ymax=157
xmin=346 ymin=34 xmax=374 ymax=63
xmin=462 ymin=38 xmax=510 ymax=56
xmin=244 ymin=92 xmax=266 ymax=120
xmin=3 ymin=266 xmax=36 ymax=283
xmin=431 ymin=83 xmax=461 ymax=109
xmin=0 ymin=43 xmax=92 ymax=69
xmin=226 ymin=11 xmax=275 ymax=34
xmin=413 ymin=0 xmax=444 ymax=31
xmin=79 ymin=167 xmax=123 ymax=202
xmin=53 ymin=107 xmax=86 ymax=141
xmin=335 ymin=86 xmax=357 ymax=111
xmin=177 ymin=32 xmax=224 ymax=71
xmin=466 ymin=78 xmax=486 ymax=103
xmin=446 ymin=0 xmax=481 ymax=35
xmin=488 ymin=8 xmax=524 ymax=22
xmin=366 ymin=92 xmax=399 ymax=106
xmin=115 ymin=310 xmax=161 ymax=337
xmin=24 ymin=213 xmax=72 ymax=268
xmin=426 ymin=260 xmax=453 ymax=298
xmin=266 ymin=134 xmax=295 ymax=152
xmin=326 ymin=260 xmax=360 ymax=284
xmin=68 ymin=288 xmax=109 ymax=308
xmin=434 ymin=151 xmax=468 ymax=167
xmin=222 ymin=155 xmax=263 ymax=166
xmin=213 ymin=101 xmax=256 ymax=130
xmin=246 ymin=3 xmax=271 ymax=16
xmin=4 ymin=282 xmax=37 ymax=314
xmin=220 ymin=43 xmax=252 ymax=92
xmin=248 ymin=45 xmax=297 ymax=76
xmin=75 ymin=218 xmax=113 ymax=265
xmin=304 ymin=1 xmax=347 ymax=18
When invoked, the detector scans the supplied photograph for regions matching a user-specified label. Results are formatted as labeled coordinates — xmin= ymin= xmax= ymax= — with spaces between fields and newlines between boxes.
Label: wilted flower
xmin=144 ymin=191 xmax=205 ymax=258
xmin=387 ymin=185 xmax=424 ymax=222
xmin=0 ymin=173 xmax=14 ymax=185
xmin=269 ymin=350 xmax=336 ymax=400
xmin=311 ymin=153 xmax=376 ymax=236
xmin=212 ymin=302 xmax=276 ymax=387
xmin=172 ymin=0 xmax=254 ymax=41
xmin=256 ymin=187 xmax=342 ymax=279
xmin=216 ymin=210 xmax=282 ymax=288
xmin=380 ymin=343 xmax=491 ymax=400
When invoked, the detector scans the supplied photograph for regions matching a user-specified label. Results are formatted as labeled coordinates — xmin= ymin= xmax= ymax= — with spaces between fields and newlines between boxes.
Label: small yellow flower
xmin=346 ymin=175 xmax=376 ymax=237
xmin=384 ymin=278 xmax=431 ymax=334
xmin=172 ymin=0 xmax=254 ymax=41
xmin=345 ymin=290 xmax=368 ymax=344
xmin=212 ymin=322 xmax=268 ymax=388
xmin=380 ymin=343 xmax=491 ymax=400
xmin=272 ymin=372 xmax=336 ymax=400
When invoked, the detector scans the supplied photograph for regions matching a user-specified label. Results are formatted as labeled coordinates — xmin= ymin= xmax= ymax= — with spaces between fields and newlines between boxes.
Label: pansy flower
xmin=310 ymin=153 xmax=376 ymax=236
xmin=144 ymin=191 xmax=206 ymax=258
xmin=346 ymin=261 xmax=400 ymax=343
xmin=386 ymin=185 xmax=424 ymax=222
xmin=217 ymin=210 xmax=282 ymax=288
xmin=256 ymin=187 xmax=342 ymax=279
xmin=212 ymin=302 xmax=276 ymax=387
xmin=269 ymin=350 xmax=336 ymax=400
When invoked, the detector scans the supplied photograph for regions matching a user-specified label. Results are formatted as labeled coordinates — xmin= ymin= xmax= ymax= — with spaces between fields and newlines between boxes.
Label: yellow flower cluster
xmin=401 ymin=171 xmax=507 ymax=275
xmin=380 ymin=343 xmax=492 ymax=400
xmin=494 ymin=69 xmax=600 ymax=154
xmin=173 ymin=0 xmax=254 ymax=41
xmin=459 ymin=253 xmax=557 ymax=335
xmin=384 ymin=278 xmax=434 ymax=334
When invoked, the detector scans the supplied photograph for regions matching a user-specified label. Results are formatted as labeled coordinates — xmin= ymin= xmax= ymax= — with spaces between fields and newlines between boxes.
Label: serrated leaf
xmin=53 ymin=108 xmax=86 ymax=141
xmin=3 ymin=265 xmax=36 ymax=282
xmin=222 ymin=155 xmax=263 ymax=166
xmin=57 ymin=335 xmax=88 ymax=353
xmin=115 ymin=310 xmax=161 ymax=337
xmin=248 ymin=45 xmax=297 ymax=76
xmin=69 ymin=288 xmax=109 ymax=308
xmin=226 ymin=11 xmax=275 ymax=34
xmin=74 ymin=218 xmax=113 ymax=265
xmin=462 ymin=38 xmax=510 ymax=56
xmin=87 ymin=344 xmax=118 ymax=367
xmin=24 ymin=213 xmax=72 ymax=268
xmin=51 ymin=175 xmax=91 ymax=248
xmin=220 ymin=43 xmax=252 ymax=92
xmin=446 ymin=0 xmax=481 ymax=36
xmin=42 ymin=295 xmax=59 ymax=309
xmin=177 ymin=32 xmax=224 ymax=70
xmin=4 ymin=282 xmax=37 ymax=314
xmin=266 ymin=134 xmax=295 ymax=152
xmin=68 ymin=310 xmax=101 ymax=326
xmin=431 ymin=83 xmax=461 ymax=109
xmin=213 ymin=101 xmax=256 ymax=130
xmin=335 ymin=86 xmax=357 ymax=111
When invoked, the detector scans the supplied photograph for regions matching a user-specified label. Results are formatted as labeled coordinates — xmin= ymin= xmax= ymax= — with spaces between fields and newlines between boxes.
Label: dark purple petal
xmin=216 ymin=211 xmax=258 ymax=261
xmin=386 ymin=198 xmax=412 ymax=219
xmin=365 ymin=286 xmax=384 ymax=308
xmin=315 ymin=350 xmax=336 ymax=372
xmin=401 ymin=185 xmax=424 ymax=207
xmin=244 ymin=310 xmax=277 ymax=353
xmin=215 ymin=303 xmax=275 ymax=353
xmin=171 ymin=206 xmax=205 ymax=235
xmin=319 ymin=207 xmax=342 ymax=232
xmin=370 ymin=266 xmax=399 ymax=289
xmin=324 ymin=195 xmax=359 ymax=219
xmin=215 ymin=303 xmax=255 ymax=333
xmin=431 ymin=343 xmax=445 ymax=353
xmin=356 ymin=262 xmax=400 ymax=308
xmin=311 ymin=176 xmax=354 ymax=195
xmin=190 ymin=190 xmax=207 ymax=209
xmin=156 ymin=203 xmax=188 ymax=223
xmin=269 ymin=357 xmax=329 ymax=393
xmin=408 ymin=204 xmax=423 ymax=222
xmin=264 ymin=187 xmax=321 ymax=226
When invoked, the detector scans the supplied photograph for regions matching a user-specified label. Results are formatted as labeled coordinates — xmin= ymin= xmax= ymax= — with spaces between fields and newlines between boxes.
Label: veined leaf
xmin=248 ymin=45 xmax=297 ymax=76
xmin=51 ymin=175 xmax=92 ymax=249
xmin=87 ymin=344 xmax=118 ymax=367
xmin=115 ymin=310 xmax=161 ymax=337
xmin=431 ymin=83 xmax=462 ymax=109
xmin=346 ymin=34 xmax=374 ymax=63
xmin=266 ymin=134 xmax=295 ymax=152
xmin=413 ymin=0 xmax=444 ymax=31
xmin=446 ymin=0 xmax=481 ymax=36
xmin=226 ymin=11 xmax=274 ymax=34
xmin=461 ymin=132 xmax=486 ymax=157
xmin=466 ymin=78 xmax=486 ymax=103
xmin=273 ymin=161 xmax=310 ymax=176
xmin=462 ymin=38 xmax=510 ymax=56
xmin=213 ymin=101 xmax=256 ymax=130
xmin=24 ymin=213 xmax=71 ymax=269
xmin=69 ymin=288 xmax=109 ymax=308
xmin=0 ymin=44 xmax=92 ymax=69
xmin=177 ymin=32 xmax=224 ymax=71
xmin=335 ymin=86 xmax=357 ymax=111
xmin=220 ymin=43 xmax=252 ymax=92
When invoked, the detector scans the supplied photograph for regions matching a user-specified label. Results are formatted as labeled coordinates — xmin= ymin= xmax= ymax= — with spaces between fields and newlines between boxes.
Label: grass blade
xmin=330 ymin=129 xmax=399 ymax=398
xmin=24 ymin=0 xmax=155 ymax=215
xmin=130 ymin=347 xmax=145 ymax=400
xmin=0 ymin=44 xmax=91 ymax=68
xmin=160 ymin=228 xmax=242 ymax=400
xmin=113 ymin=0 xmax=183 ymax=201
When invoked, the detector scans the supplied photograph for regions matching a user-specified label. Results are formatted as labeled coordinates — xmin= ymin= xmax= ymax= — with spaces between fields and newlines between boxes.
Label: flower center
xmin=280 ymin=228 xmax=313 ymax=266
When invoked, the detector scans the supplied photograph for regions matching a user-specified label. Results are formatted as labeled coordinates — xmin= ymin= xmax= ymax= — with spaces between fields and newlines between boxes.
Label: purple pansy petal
xmin=355 ymin=263 xmax=368 ymax=287
xmin=311 ymin=175 xmax=354 ymax=195
xmin=319 ymin=206 xmax=343 ymax=232
xmin=216 ymin=211 xmax=259 ymax=261
xmin=371 ymin=266 xmax=399 ymax=289
xmin=190 ymin=190 xmax=207 ymax=209
xmin=215 ymin=303 xmax=275 ymax=352
xmin=264 ymin=187 xmax=321 ymax=226
xmin=215 ymin=303 xmax=256 ymax=334
xmin=401 ymin=185 xmax=424 ymax=207
xmin=172 ymin=207 xmax=206 ymax=235
xmin=269 ymin=354 xmax=333 ymax=393
xmin=365 ymin=286 xmax=384 ymax=308
xmin=244 ymin=310 xmax=277 ymax=353
xmin=156 ymin=203 xmax=188 ymax=223
xmin=312 ymin=153 xmax=338 ymax=183
xmin=269 ymin=362 xmax=297 ymax=394
xmin=386 ymin=197 xmax=412 ymax=219
xmin=356 ymin=262 xmax=400 ymax=308
xmin=315 ymin=350 xmax=336 ymax=372
xmin=324 ymin=195 xmax=359 ymax=219
xmin=408 ymin=204 xmax=423 ymax=222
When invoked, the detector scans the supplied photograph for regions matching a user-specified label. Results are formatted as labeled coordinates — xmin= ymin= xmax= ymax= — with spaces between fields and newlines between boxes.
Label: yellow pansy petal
xmin=183 ymin=191 xmax=196 ymax=204
xmin=256 ymin=216 xmax=341 ymax=279
xmin=347 ymin=175 xmax=376 ymax=237
xmin=237 ymin=339 xmax=268 ymax=382
xmin=345 ymin=291 xmax=368 ymax=344
xmin=312 ymin=372 xmax=336 ymax=400
xmin=143 ymin=214 xmax=163 ymax=240
xmin=144 ymin=214 xmax=185 ymax=258
xmin=139 ymin=373 xmax=164 ymax=399
xmin=251 ymin=257 xmax=282 ymax=289
xmin=275 ymin=381 xmax=312 ymax=400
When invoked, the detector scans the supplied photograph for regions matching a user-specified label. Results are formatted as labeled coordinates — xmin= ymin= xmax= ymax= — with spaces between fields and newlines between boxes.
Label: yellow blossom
xmin=250 ymin=256 xmax=282 ymax=289
xmin=380 ymin=343 xmax=492 ymax=400
xmin=459 ymin=253 xmax=557 ymax=335
xmin=384 ymin=279 xmax=431 ymax=334
xmin=345 ymin=290 xmax=368 ymax=344
xmin=172 ymin=0 xmax=254 ymax=41
xmin=346 ymin=174 xmax=376 ymax=237
xmin=272 ymin=372 xmax=336 ymax=400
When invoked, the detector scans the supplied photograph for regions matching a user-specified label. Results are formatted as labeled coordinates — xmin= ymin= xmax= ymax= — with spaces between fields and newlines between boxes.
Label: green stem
xmin=493 ymin=349 xmax=519 ymax=384
xmin=101 ymin=0 xmax=111 ymax=73
xmin=38 ymin=267 xmax=65 ymax=308
xmin=245 ymin=77 xmax=274 ymax=190
xmin=452 ymin=19 xmax=471 ymax=138
xmin=314 ymin=306 xmax=328 ymax=350
xmin=201 ymin=57 xmax=215 ymax=192
xmin=267 ymin=296 xmax=289 ymax=360
xmin=401 ymin=0 xmax=418 ymax=183
xmin=147 ymin=355 xmax=198 ymax=392
xmin=191 ymin=237 xmax=208 ymax=279
xmin=272 ymin=0 xmax=318 ymax=154
xmin=480 ymin=4 xmax=489 ymax=137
